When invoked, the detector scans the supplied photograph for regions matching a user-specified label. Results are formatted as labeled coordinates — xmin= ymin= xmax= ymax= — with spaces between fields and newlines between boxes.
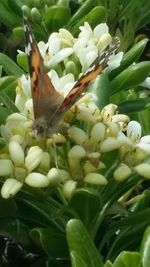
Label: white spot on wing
xmin=27 ymin=42 xmax=32 ymax=55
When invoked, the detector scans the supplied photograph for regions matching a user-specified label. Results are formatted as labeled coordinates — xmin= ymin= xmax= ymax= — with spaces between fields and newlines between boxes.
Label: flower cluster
xmin=1 ymin=22 xmax=150 ymax=199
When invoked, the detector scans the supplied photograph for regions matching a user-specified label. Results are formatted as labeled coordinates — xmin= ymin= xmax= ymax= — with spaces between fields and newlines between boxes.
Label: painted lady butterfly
xmin=23 ymin=13 xmax=119 ymax=137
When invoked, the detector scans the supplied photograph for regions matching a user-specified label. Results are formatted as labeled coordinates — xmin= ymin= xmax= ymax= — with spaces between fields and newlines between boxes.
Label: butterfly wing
xmin=57 ymin=38 xmax=119 ymax=114
xmin=23 ymin=14 xmax=64 ymax=132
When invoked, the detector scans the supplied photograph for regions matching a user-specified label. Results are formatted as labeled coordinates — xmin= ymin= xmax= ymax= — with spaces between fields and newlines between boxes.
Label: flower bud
xmin=14 ymin=167 xmax=27 ymax=181
xmin=62 ymin=180 xmax=77 ymax=199
xmin=68 ymin=126 xmax=87 ymax=145
xmin=25 ymin=172 xmax=50 ymax=188
xmin=98 ymin=33 xmax=112 ymax=52
xmin=47 ymin=168 xmax=71 ymax=184
xmin=90 ymin=123 xmax=106 ymax=143
xmin=114 ymin=163 xmax=132 ymax=181
xmin=84 ymin=173 xmax=108 ymax=185
xmin=100 ymin=137 xmax=120 ymax=152
xmin=101 ymin=104 xmax=118 ymax=123
xmin=1 ymin=178 xmax=23 ymax=199
xmin=25 ymin=146 xmax=43 ymax=172
xmin=134 ymin=163 xmax=150 ymax=179
xmin=39 ymin=152 xmax=50 ymax=171
xmin=65 ymin=61 xmax=78 ymax=77
xmin=9 ymin=140 xmax=24 ymax=165
xmin=0 ymin=159 xmax=13 ymax=176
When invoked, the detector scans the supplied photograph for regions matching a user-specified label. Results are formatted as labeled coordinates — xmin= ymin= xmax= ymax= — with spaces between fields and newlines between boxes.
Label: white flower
xmin=48 ymin=70 xmax=75 ymax=97
xmin=47 ymin=48 xmax=73 ymax=68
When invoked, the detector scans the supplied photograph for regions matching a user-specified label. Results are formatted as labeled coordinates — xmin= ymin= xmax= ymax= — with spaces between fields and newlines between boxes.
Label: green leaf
xmin=103 ymin=260 xmax=113 ymax=267
xmin=66 ymin=219 xmax=102 ymax=267
xmin=30 ymin=227 xmax=68 ymax=258
xmin=0 ymin=0 xmax=22 ymax=28
xmin=68 ymin=0 xmax=98 ymax=28
xmin=93 ymin=74 xmax=110 ymax=108
xmin=0 ymin=53 xmax=24 ymax=76
xmin=71 ymin=6 xmax=107 ymax=36
xmin=110 ymin=62 xmax=150 ymax=94
xmin=140 ymin=226 xmax=150 ymax=267
xmin=68 ymin=189 xmax=100 ymax=228
xmin=0 ymin=76 xmax=17 ymax=91
xmin=109 ymin=38 xmax=149 ymax=80
xmin=113 ymin=251 xmax=141 ymax=267
xmin=70 ymin=251 xmax=87 ymax=267
xmin=44 ymin=6 xmax=71 ymax=32
xmin=0 ymin=198 xmax=17 ymax=217
xmin=17 ymin=53 xmax=29 ymax=72
xmin=118 ymin=98 xmax=150 ymax=114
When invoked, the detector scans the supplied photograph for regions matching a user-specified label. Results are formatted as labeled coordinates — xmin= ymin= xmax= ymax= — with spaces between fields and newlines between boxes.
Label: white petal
xmin=140 ymin=77 xmax=150 ymax=89
xmin=1 ymin=178 xmax=23 ymax=199
xmin=136 ymin=143 xmax=150 ymax=154
xmin=127 ymin=121 xmax=141 ymax=143
xmin=107 ymin=52 xmax=123 ymax=72
xmin=25 ymin=172 xmax=49 ymax=187
xmin=48 ymin=37 xmax=61 ymax=54
xmin=93 ymin=23 xmax=109 ymax=38
xmin=48 ymin=48 xmax=73 ymax=67
xmin=140 ymin=135 xmax=150 ymax=144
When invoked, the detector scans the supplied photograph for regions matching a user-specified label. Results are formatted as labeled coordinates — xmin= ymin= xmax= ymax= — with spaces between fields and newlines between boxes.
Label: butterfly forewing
xmin=23 ymin=14 xmax=63 ymax=131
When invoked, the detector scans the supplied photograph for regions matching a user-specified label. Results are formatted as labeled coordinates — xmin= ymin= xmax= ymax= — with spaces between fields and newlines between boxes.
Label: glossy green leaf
xmin=17 ymin=53 xmax=29 ymax=72
xmin=118 ymin=98 xmax=150 ymax=114
xmin=30 ymin=227 xmax=68 ymax=258
xmin=66 ymin=219 xmax=102 ymax=267
xmin=0 ymin=76 xmax=17 ymax=91
xmin=68 ymin=189 xmax=100 ymax=228
xmin=68 ymin=0 xmax=98 ymax=28
xmin=0 ymin=53 xmax=24 ymax=76
xmin=71 ymin=6 xmax=107 ymax=36
xmin=103 ymin=260 xmax=113 ymax=267
xmin=70 ymin=251 xmax=87 ymax=267
xmin=44 ymin=6 xmax=71 ymax=32
xmin=93 ymin=74 xmax=110 ymax=108
xmin=113 ymin=251 xmax=141 ymax=267
xmin=7 ymin=0 xmax=23 ymax=16
xmin=140 ymin=226 xmax=150 ymax=267
xmin=13 ymin=26 xmax=24 ymax=39
xmin=0 ymin=0 xmax=22 ymax=28
xmin=109 ymin=38 xmax=149 ymax=80
xmin=110 ymin=62 xmax=150 ymax=94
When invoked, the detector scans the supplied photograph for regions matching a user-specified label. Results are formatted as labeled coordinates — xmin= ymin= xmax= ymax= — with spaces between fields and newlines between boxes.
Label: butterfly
xmin=23 ymin=13 xmax=119 ymax=137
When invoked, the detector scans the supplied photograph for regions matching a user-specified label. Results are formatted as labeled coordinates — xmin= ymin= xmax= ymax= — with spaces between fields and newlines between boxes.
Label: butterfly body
xmin=23 ymin=13 xmax=119 ymax=137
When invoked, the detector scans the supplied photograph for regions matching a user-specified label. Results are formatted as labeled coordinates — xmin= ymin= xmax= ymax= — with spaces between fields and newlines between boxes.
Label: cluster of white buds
xmin=1 ymin=22 xmax=150 ymax=199
xmin=1 ymin=101 xmax=150 ymax=199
